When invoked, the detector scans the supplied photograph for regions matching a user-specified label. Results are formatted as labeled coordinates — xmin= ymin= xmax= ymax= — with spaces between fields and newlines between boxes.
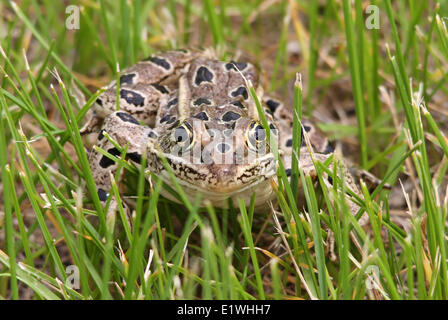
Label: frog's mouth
xmin=148 ymin=145 xmax=277 ymax=195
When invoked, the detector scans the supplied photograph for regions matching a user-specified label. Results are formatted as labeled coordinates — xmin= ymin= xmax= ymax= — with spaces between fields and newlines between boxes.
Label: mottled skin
xmin=83 ymin=49 xmax=371 ymax=224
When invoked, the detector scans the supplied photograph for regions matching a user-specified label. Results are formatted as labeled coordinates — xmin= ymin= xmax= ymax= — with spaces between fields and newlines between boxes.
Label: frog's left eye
xmin=173 ymin=121 xmax=194 ymax=150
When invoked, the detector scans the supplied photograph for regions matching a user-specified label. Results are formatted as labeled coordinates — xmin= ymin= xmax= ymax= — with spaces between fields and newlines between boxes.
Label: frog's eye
xmin=173 ymin=122 xmax=194 ymax=150
xmin=246 ymin=121 xmax=267 ymax=151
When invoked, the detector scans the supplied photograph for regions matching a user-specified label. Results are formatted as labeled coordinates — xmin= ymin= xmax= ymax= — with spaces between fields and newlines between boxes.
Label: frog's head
xmin=147 ymin=107 xmax=279 ymax=198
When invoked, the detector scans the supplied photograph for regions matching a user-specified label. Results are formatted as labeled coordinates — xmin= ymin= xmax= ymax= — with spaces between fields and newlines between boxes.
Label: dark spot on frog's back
xmin=323 ymin=142 xmax=335 ymax=154
xmin=160 ymin=114 xmax=171 ymax=123
xmin=222 ymin=111 xmax=241 ymax=122
xmin=231 ymin=101 xmax=245 ymax=108
xmin=286 ymin=136 xmax=306 ymax=148
xmin=193 ymin=98 xmax=212 ymax=106
xmin=97 ymin=188 xmax=108 ymax=201
xmin=145 ymin=56 xmax=171 ymax=70
xmin=168 ymin=120 xmax=180 ymax=129
xmin=120 ymin=89 xmax=145 ymax=106
xmin=266 ymin=99 xmax=280 ymax=113
xmin=116 ymin=112 xmax=139 ymax=124
xmin=264 ymin=108 xmax=273 ymax=116
xmin=127 ymin=152 xmax=142 ymax=164
xmin=99 ymin=147 xmax=121 ymax=168
xmin=98 ymin=129 xmax=106 ymax=140
xmin=231 ymin=86 xmax=248 ymax=100
xmin=193 ymin=112 xmax=209 ymax=121
xmin=152 ymin=84 xmax=169 ymax=94
xmin=159 ymin=114 xmax=177 ymax=125
xmin=119 ymin=73 xmax=136 ymax=85
xmin=166 ymin=98 xmax=178 ymax=109
xmin=195 ymin=66 xmax=214 ymax=85
xmin=148 ymin=130 xmax=158 ymax=139
xmin=225 ymin=61 xmax=248 ymax=71
xmin=166 ymin=116 xmax=177 ymax=124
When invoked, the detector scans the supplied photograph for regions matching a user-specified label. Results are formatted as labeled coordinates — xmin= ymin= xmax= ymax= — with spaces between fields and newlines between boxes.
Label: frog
xmin=82 ymin=49 xmax=376 ymax=227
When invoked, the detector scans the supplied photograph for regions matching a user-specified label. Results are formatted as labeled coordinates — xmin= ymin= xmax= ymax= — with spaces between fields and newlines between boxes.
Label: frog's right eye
xmin=246 ymin=121 xmax=267 ymax=152
xmin=173 ymin=121 xmax=194 ymax=150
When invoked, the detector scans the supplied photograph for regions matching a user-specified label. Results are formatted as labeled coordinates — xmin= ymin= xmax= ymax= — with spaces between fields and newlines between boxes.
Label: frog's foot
xmin=92 ymin=155 xmax=133 ymax=232
xmin=89 ymin=111 xmax=152 ymax=232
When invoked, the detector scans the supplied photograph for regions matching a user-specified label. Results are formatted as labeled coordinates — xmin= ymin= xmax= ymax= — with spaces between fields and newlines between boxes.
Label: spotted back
xmin=153 ymin=57 xmax=261 ymax=137
xmin=186 ymin=58 xmax=258 ymax=108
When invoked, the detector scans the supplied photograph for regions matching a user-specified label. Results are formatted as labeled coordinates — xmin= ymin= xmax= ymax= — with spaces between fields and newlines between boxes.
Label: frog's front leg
xmin=89 ymin=111 xmax=156 ymax=228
